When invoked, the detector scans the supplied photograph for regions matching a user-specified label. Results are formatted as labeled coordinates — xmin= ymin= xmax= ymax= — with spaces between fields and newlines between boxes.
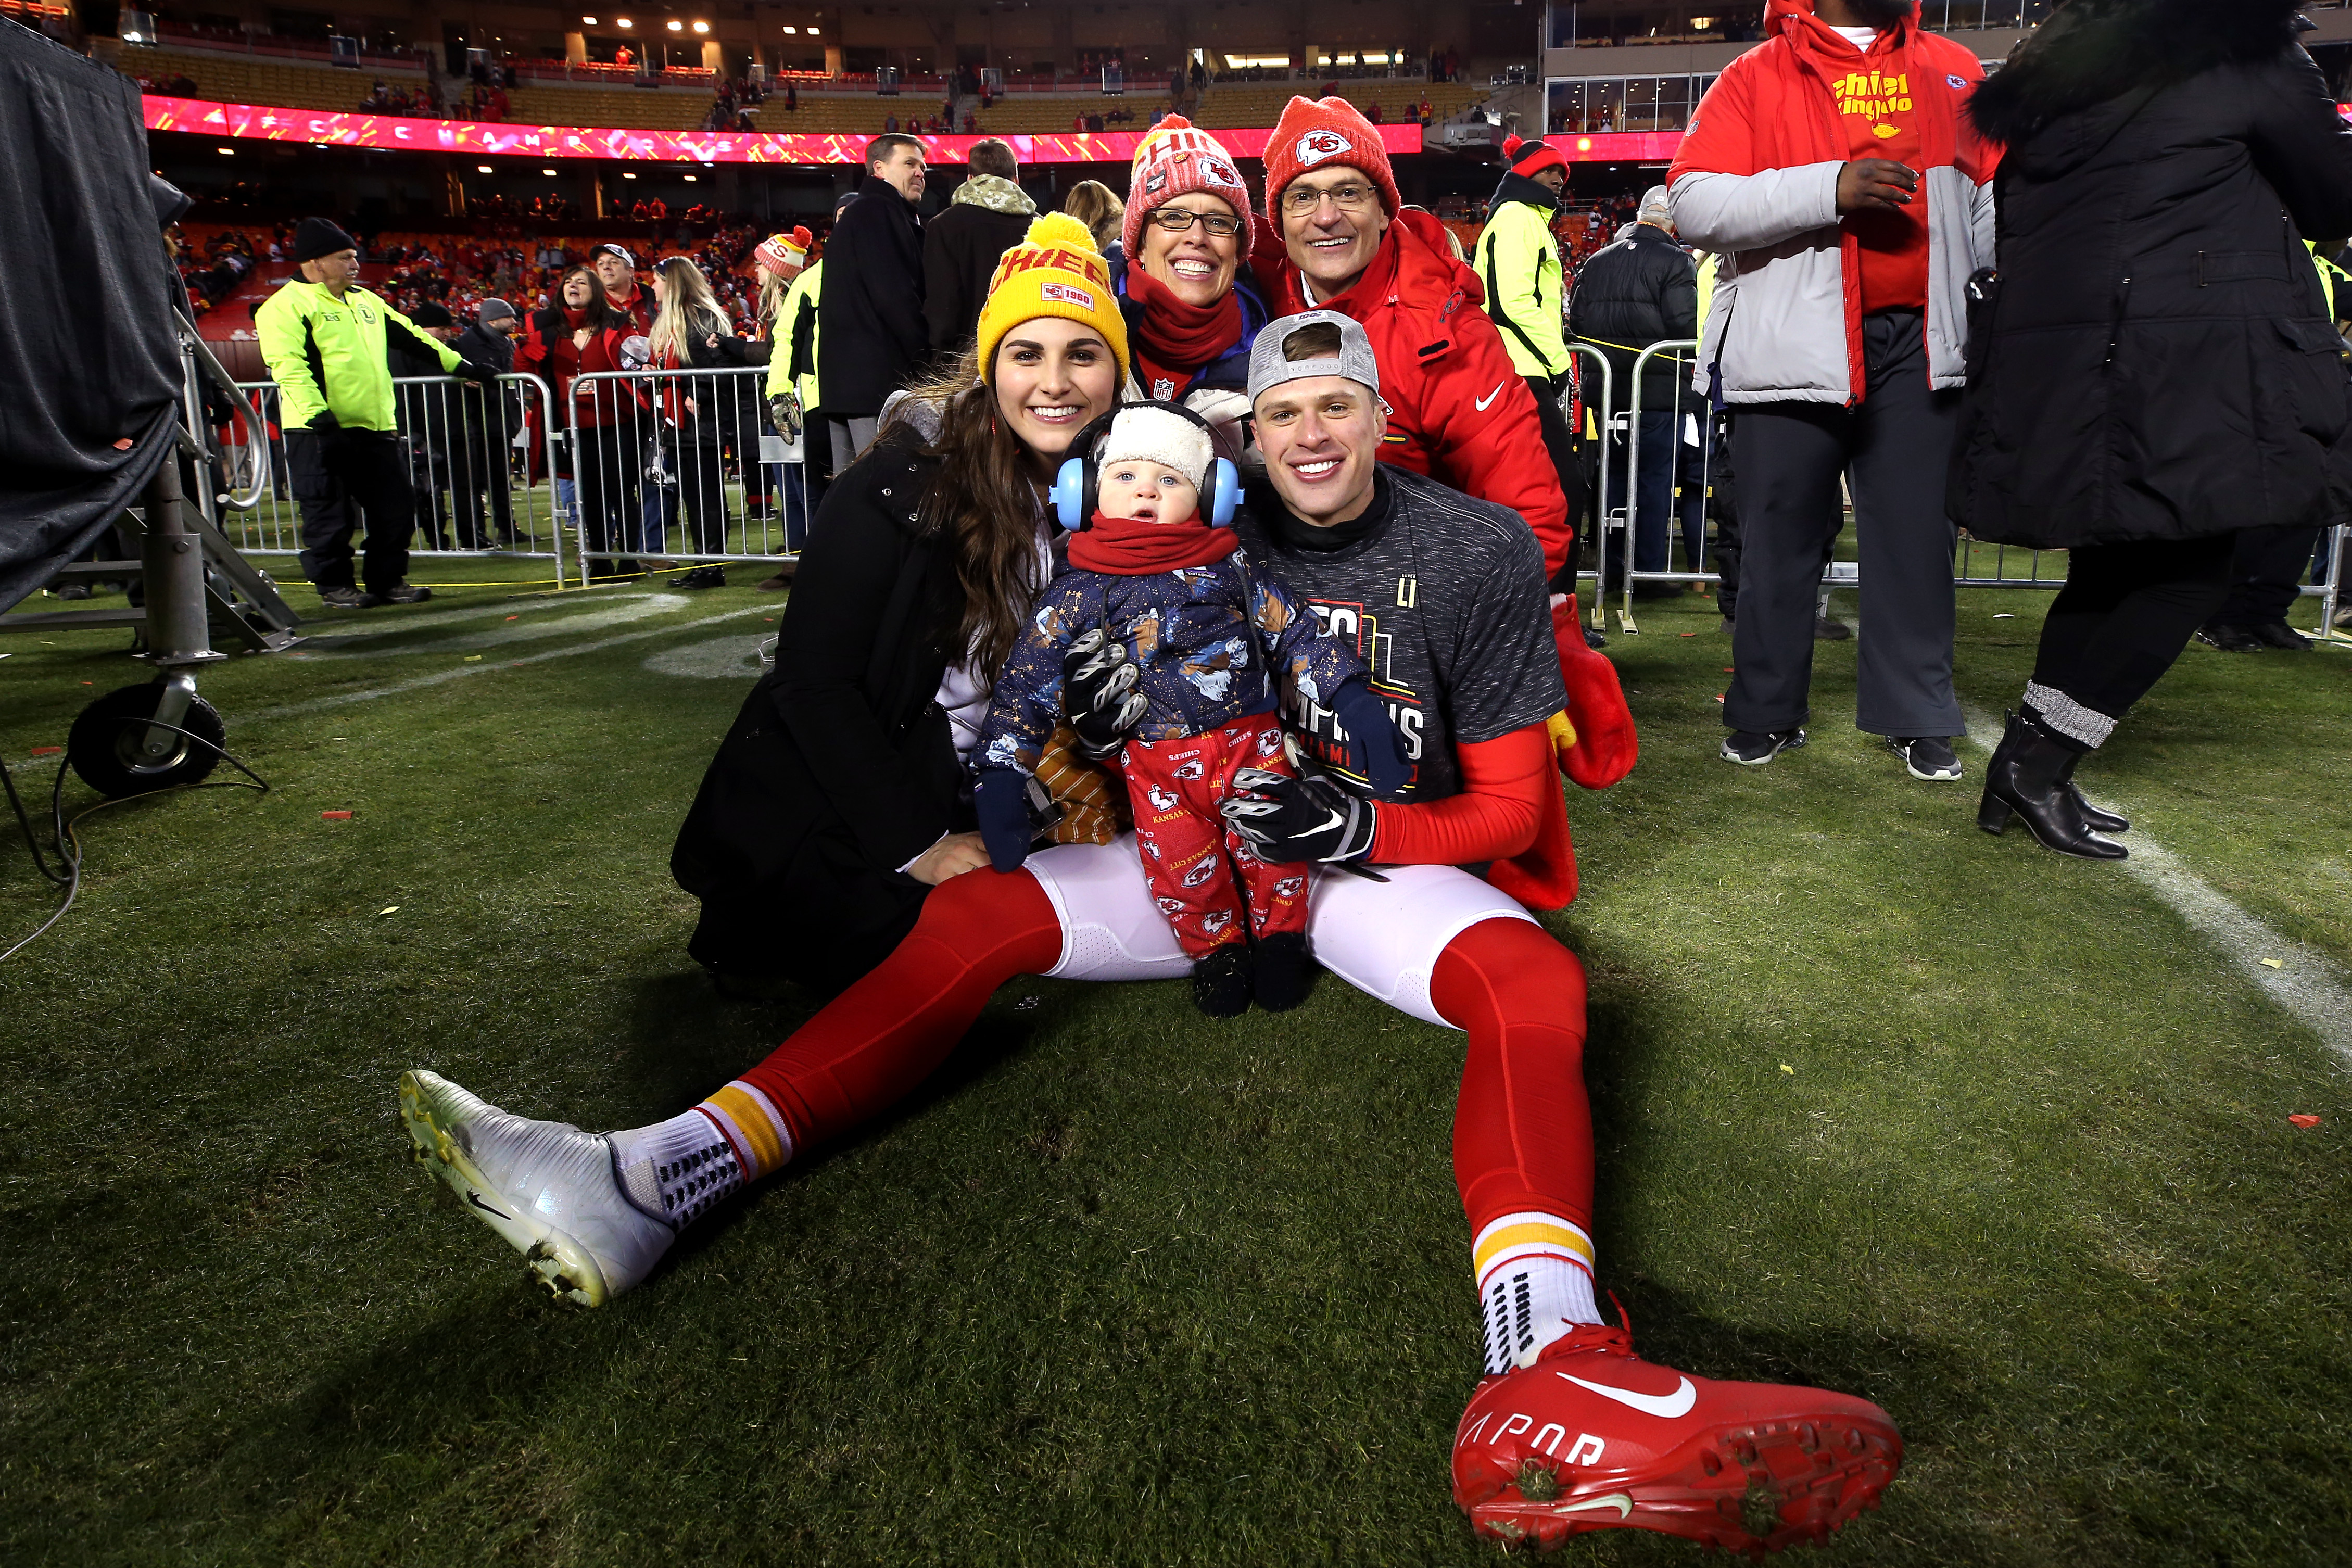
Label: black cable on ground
xmin=0 ymin=719 xmax=271 ymax=965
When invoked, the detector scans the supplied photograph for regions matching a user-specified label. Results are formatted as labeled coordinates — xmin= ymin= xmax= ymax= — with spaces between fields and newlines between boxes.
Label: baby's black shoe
xmin=1192 ymin=945 xmax=1253 ymax=1018
xmin=1252 ymin=931 xmax=1314 ymax=1011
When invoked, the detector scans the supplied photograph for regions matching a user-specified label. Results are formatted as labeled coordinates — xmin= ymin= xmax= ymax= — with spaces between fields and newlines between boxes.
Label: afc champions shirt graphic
xmin=1293 ymin=581 xmax=1427 ymax=795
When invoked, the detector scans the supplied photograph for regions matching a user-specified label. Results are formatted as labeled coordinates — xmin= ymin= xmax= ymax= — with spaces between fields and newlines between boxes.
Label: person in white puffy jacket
xmin=1668 ymin=0 xmax=1996 ymax=781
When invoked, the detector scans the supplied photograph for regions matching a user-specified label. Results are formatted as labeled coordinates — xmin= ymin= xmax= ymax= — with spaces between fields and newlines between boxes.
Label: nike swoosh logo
xmin=1475 ymin=382 xmax=1506 ymax=411
xmin=1556 ymin=1372 xmax=1697 ymax=1419
xmin=466 ymin=1190 xmax=512 ymax=1221
xmin=1558 ymin=1493 xmax=1634 ymax=1519
xmin=1310 ymin=808 xmax=1345 ymax=837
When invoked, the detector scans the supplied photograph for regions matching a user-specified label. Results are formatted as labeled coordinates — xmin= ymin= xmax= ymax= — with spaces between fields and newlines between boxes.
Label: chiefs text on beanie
xmin=1262 ymin=97 xmax=1399 ymax=222
xmin=974 ymin=212 xmax=1132 ymax=384
xmin=755 ymin=226 xmax=815 ymax=276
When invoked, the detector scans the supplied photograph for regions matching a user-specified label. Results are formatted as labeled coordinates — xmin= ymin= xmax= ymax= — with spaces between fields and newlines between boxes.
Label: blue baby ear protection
xmin=1050 ymin=402 xmax=1240 ymax=532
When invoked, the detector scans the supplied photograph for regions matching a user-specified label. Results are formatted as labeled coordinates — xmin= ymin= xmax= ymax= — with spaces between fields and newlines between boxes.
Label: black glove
xmin=307 ymin=409 xmax=347 ymax=455
xmin=453 ymin=357 xmax=497 ymax=384
xmin=1332 ymin=677 xmax=1414 ymax=796
xmin=1221 ymin=767 xmax=1377 ymax=866
xmin=1061 ymin=627 xmax=1146 ymax=758
xmin=973 ymin=767 xmax=1034 ymax=873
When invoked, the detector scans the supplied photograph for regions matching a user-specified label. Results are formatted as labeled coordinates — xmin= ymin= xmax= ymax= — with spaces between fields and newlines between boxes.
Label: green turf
xmin=3 ymin=561 xmax=2348 ymax=1566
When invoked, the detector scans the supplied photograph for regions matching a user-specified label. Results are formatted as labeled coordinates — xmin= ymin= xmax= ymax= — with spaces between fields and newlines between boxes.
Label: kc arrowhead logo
xmin=1297 ymin=129 xmax=1353 ymax=164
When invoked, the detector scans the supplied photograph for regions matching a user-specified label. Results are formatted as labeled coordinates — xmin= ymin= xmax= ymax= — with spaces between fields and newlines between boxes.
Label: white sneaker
xmin=399 ymin=1069 xmax=674 ymax=1307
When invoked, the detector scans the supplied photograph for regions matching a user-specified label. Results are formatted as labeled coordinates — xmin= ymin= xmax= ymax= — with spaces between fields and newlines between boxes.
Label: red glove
xmin=1550 ymin=593 xmax=1637 ymax=791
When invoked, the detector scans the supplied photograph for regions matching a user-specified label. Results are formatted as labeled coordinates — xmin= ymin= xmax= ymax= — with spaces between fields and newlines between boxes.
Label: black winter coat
xmin=820 ymin=174 xmax=929 ymax=416
xmin=1567 ymin=223 xmax=1699 ymax=413
xmin=1951 ymin=0 xmax=2352 ymax=549
xmin=923 ymin=198 xmax=1032 ymax=356
xmin=669 ymin=424 xmax=968 ymax=990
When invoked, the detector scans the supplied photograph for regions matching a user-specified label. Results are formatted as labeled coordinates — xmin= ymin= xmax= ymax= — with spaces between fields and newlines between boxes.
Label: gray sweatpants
xmin=829 ymin=416 xmax=881 ymax=472
xmin=1723 ymin=310 xmax=1965 ymax=740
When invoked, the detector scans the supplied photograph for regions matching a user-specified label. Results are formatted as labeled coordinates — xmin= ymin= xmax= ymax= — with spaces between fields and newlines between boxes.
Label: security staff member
xmin=256 ymin=216 xmax=487 ymax=607
xmin=1472 ymin=135 xmax=1583 ymax=552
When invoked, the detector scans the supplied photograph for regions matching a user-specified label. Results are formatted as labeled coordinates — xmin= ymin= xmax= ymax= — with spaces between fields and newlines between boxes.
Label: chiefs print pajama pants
xmin=1118 ymin=713 xmax=1308 ymax=959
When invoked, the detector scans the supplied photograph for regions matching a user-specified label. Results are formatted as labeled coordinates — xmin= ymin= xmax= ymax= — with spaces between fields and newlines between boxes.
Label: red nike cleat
xmin=1451 ymin=1320 xmax=1902 ymax=1556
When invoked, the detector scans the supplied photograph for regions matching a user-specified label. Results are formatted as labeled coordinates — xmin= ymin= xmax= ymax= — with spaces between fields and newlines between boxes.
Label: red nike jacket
xmin=1253 ymin=208 xmax=1573 ymax=578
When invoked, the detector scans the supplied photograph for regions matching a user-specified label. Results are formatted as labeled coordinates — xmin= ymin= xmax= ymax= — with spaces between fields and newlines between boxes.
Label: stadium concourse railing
xmin=1595 ymin=338 xmax=2351 ymax=639
xmin=222 ymin=366 xmax=806 ymax=586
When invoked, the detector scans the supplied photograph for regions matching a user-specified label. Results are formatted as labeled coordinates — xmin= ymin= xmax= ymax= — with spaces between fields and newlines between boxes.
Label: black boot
xmin=1978 ymin=710 xmax=2126 ymax=859
xmin=2055 ymin=749 xmax=2128 ymax=834
xmin=1192 ymin=944 xmax=1254 ymax=1018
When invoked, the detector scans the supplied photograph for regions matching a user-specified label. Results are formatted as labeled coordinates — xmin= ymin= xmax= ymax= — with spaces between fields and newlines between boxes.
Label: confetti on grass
xmin=378 ymin=907 xmax=399 ymax=917
xmin=2290 ymin=1114 xmax=2322 ymax=1128
xmin=30 ymin=747 xmax=61 ymax=756
xmin=321 ymin=811 xmax=352 ymax=820
xmin=2260 ymin=958 xmax=2284 ymax=969
xmin=1779 ymin=1063 xmax=1795 ymax=1075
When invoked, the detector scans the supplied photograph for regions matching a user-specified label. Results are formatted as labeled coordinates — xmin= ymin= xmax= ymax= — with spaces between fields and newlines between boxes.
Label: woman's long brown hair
xmin=884 ymin=346 xmax=1069 ymax=687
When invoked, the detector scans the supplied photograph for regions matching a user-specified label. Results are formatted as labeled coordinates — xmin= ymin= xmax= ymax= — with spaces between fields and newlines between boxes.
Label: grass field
xmin=3 ymin=558 xmax=2349 ymax=1566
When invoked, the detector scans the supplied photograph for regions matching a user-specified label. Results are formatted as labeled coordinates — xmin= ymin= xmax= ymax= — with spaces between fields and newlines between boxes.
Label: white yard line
xmin=293 ymin=589 xmax=669 ymax=643
xmin=299 ymin=595 xmax=687 ymax=659
xmin=246 ymin=606 xmax=761 ymax=723
xmin=1961 ymin=705 xmax=2352 ymax=1064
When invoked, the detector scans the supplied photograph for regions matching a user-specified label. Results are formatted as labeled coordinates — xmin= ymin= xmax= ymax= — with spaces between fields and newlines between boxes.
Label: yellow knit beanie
xmin=973 ymin=212 xmax=1132 ymax=386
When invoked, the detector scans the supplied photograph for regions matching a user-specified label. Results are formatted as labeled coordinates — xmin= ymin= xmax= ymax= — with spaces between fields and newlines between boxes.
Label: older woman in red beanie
xmin=1254 ymin=94 xmax=1639 ymax=792
xmin=1110 ymin=115 xmax=1274 ymax=448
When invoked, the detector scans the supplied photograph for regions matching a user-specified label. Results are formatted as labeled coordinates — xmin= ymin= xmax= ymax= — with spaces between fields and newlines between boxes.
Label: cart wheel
xmin=66 ymin=683 xmax=225 ymax=799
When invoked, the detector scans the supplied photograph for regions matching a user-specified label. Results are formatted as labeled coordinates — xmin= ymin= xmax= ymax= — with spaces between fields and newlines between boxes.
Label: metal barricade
xmin=565 ymin=365 xmax=808 ymax=577
xmin=1560 ymin=342 xmax=1614 ymax=629
xmin=226 ymin=372 xmax=569 ymax=586
xmin=2312 ymin=523 xmax=2349 ymax=646
xmin=1596 ymin=337 xmax=2088 ymax=633
xmin=1601 ymin=338 xmax=1714 ymax=629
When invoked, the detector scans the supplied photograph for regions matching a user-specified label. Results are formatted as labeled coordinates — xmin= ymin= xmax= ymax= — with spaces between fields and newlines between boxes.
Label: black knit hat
xmin=292 ymin=216 xmax=359 ymax=264
xmin=409 ymin=301 xmax=455 ymax=328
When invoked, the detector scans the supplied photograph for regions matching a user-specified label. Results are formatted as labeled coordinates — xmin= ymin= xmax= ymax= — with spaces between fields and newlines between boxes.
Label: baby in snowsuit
xmin=973 ymin=402 xmax=1410 ymax=1017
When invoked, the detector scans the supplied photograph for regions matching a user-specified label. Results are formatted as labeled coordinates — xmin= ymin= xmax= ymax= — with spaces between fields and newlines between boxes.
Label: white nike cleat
xmin=399 ymin=1069 xmax=674 ymax=1307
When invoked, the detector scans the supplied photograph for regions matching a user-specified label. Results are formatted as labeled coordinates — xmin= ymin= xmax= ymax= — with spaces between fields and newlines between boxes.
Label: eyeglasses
xmin=1279 ymin=182 xmax=1377 ymax=218
xmin=1148 ymin=207 xmax=1244 ymax=238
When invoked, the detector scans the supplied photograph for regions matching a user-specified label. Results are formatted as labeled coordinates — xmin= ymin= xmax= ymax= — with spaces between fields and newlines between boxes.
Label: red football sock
xmin=731 ymin=868 xmax=1064 ymax=1158
xmin=1435 ymin=916 xmax=1602 ymax=1367
xmin=1433 ymin=916 xmax=1596 ymax=1232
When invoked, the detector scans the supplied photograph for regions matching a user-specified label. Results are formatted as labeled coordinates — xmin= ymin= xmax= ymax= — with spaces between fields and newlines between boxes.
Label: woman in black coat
xmin=667 ymin=306 xmax=1125 ymax=992
xmin=1953 ymin=0 xmax=2352 ymax=859
xmin=648 ymin=256 xmax=752 ymax=587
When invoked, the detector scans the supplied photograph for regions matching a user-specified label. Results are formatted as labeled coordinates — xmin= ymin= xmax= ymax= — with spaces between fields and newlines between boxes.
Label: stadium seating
xmin=1193 ymin=79 xmax=1489 ymax=128
xmin=124 ymin=43 xmax=1489 ymax=142
xmin=130 ymin=46 xmax=428 ymax=111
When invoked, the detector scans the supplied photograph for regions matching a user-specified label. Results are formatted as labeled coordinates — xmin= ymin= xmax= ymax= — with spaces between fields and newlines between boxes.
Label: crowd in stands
xmin=167 ymin=216 xmax=772 ymax=337
xmin=701 ymin=75 xmax=768 ymax=131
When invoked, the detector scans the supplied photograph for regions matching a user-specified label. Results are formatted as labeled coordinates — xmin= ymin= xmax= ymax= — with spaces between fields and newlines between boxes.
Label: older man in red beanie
xmin=1254 ymin=95 xmax=1638 ymax=791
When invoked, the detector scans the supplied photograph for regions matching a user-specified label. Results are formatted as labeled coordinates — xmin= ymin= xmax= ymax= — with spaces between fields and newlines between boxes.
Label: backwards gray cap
xmin=477 ymin=297 xmax=517 ymax=322
xmin=1247 ymin=310 xmax=1381 ymax=405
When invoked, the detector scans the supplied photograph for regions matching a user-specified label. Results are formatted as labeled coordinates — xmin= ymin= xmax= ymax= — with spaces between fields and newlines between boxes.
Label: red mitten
xmin=1550 ymin=593 xmax=1637 ymax=790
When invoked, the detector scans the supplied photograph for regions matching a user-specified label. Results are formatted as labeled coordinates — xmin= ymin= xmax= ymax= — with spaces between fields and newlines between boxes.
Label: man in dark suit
xmin=820 ymin=133 xmax=928 ymax=462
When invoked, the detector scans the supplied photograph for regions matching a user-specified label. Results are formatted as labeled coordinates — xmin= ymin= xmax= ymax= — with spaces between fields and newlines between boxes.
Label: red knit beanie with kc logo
xmin=1262 ymin=96 xmax=1400 ymax=222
